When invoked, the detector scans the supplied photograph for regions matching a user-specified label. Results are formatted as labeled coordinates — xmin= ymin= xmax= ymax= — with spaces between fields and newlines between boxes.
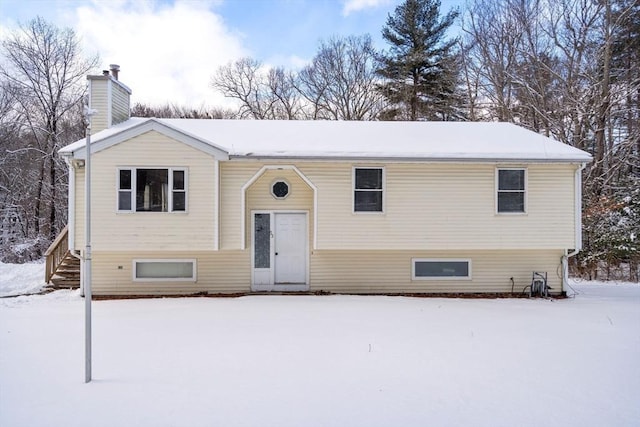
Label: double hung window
xmin=354 ymin=167 xmax=384 ymax=212
xmin=497 ymin=168 xmax=526 ymax=213
xmin=118 ymin=168 xmax=187 ymax=212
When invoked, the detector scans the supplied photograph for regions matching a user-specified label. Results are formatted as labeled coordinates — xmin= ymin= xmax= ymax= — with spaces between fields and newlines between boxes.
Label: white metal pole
xmin=84 ymin=109 xmax=94 ymax=383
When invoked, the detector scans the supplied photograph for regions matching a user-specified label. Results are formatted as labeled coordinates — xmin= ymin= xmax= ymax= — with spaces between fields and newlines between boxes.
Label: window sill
xmin=116 ymin=211 xmax=189 ymax=214
xmin=495 ymin=212 xmax=528 ymax=216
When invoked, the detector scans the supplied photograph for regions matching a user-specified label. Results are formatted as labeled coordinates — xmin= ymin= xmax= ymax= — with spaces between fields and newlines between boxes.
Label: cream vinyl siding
xmin=88 ymin=249 xmax=562 ymax=295
xmin=90 ymin=251 xmax=249 ymax=295
xmin=88 ymin=79 xmax=109 ymax=134
xmin=111 ymin=82 xmax=130 ymax=126
xmin=307 ymin=162 xmax=576 ymax=250
xmin=75 ymin=130 xmax=217 ymax=251
xmin=309 ymin=249 xmax=564 ymax=294
xmin=245 ymin=168 xmax=314 ymax=246
xmin=219 ymin=163 xmax=314 ymax=250
xmin=218 ymin=162 xmax=576 ymax=250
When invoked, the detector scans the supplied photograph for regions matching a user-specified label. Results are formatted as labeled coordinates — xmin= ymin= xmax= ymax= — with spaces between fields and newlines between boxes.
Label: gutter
xmin=227 ymin=154 xmax=593 ymax=164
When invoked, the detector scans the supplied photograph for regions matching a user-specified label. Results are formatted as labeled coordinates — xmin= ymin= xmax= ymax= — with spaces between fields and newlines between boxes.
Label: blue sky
xmin=0 ymin=0 xmax=463 ymax=107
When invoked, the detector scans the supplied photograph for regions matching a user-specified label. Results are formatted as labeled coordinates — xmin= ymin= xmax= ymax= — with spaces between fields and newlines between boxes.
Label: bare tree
xmin=210 ymin=58 xmax=302 ymax=119
xmin=296 ymin=35 xmax=385 ymax=120
xmin=461 ymin=0 xmax=640 ymax=280
xmin=0 ymin=16 xmax=97 ymax=260
xmin=131 ymin=102 xmax=237 ymax=119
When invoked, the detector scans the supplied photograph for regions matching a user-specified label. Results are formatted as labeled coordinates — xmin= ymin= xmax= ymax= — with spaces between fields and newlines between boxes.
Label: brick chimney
xmin=87 ymin=64 xmax=131 ymax=134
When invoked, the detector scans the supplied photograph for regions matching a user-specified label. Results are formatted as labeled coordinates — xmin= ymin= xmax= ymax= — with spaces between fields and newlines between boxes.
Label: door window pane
xmin=254 ymin=214 xmax=270 ymax=269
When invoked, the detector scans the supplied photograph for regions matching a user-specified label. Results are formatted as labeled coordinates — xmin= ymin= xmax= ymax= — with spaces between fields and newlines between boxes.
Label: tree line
xmin=1 ymin=0 xmax=638 ymax=280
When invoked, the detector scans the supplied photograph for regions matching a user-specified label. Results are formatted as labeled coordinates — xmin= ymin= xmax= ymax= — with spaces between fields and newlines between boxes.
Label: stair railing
xmin=45 ymin=225 xmax=69 ymax=283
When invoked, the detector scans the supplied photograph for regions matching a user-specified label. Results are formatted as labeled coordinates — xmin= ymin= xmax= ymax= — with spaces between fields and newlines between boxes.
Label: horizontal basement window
xmin=133 ymin=259 xmax=196 ymax=282
xmin=412 ymin=259 xmax=471 ymax=280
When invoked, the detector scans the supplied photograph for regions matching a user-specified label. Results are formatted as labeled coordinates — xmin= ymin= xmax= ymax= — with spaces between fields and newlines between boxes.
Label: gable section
xmin=74 ymin=119 xmax=229 ymax=160
xmin=94 ymin=130 xmax=214 ymax=165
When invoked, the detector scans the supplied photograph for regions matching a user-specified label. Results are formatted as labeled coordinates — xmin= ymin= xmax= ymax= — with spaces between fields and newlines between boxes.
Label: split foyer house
xmin=55 ymin=67 xmax=592 ymax=295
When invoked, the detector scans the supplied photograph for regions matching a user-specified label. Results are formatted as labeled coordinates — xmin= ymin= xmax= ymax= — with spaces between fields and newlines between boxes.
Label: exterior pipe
xmin=84 ymin=106 xmax=97 ymax=383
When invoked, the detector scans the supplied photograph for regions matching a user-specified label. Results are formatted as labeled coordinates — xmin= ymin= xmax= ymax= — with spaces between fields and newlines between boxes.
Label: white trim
xmin=66 ymin=159 xmax=76 ymax=251
xmin=117 ymin=167 xmax=188 ymax=213
xmin=495 ymin=167 xmax=527 ymax=215
xmin=352 ymin=166 xmax=385 ymax=214
xmin=106 ymin=79 xmax=113 ymax=128
xmin=72 ymin=119 xmax=230 ymax=160
xmin=132 ymin=259 xmax=197 ymax=282
xmin=116 ymin=168 xmax=133 ymax=213
xmin=214 ymin=159 xmax=220 ymax=251
xmin=240 ymin=165 xmax=317 ymax=250
xmin=574 ymin=163 xmax=585 ymax=250
xmin=250 ymin=210 xmax=310 ymax=291
xmin=411 ymin=258 xmax=472 ymax=280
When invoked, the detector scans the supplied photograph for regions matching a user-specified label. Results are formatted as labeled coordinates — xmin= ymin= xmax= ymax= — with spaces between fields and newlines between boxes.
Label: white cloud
xmin=74 ymin=0 xmax=247 ymax=108
xmin=264 ymin=54 xmax=310 ymax=71
xmin=342 ymin=0 xmax=393 ymax=16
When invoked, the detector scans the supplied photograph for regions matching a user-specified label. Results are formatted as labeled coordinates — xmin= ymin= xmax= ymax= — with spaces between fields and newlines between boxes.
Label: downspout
xmin=562 ymin=163 xmax=587 ymax=292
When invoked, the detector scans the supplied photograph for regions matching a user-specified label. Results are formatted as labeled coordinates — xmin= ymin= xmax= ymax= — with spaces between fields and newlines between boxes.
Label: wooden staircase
xmin=45 ymin=226 xmax=81 ymax=289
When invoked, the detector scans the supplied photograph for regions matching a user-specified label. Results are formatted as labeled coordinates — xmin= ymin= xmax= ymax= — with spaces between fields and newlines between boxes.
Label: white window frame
xmin=352 ymin=166 xmax=385 ymax=214
xmin=133 ymin=259 xmax=197 ymax=282
xmin=495 ymin=168 xmax=527 ymax=214
xmin=117 ymin=167 xmax=188 ymax=213
xmin=411 ymin=258 xmax=472 ymax=281
xmin=117 ymin=168 xmax=133 ymax=212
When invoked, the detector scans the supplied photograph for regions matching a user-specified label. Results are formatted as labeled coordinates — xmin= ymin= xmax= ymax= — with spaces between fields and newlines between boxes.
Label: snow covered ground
xmin=1 ymin=263 xmax=638 ymax=427
xmin=0 ymin=261 xmax=47 ymax=297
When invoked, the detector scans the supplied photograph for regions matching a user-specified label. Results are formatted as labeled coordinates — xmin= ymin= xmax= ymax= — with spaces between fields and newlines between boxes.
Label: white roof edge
xmin=228 ymin=155 xmax=592 ymax=163
xmin=61 ymin=118 xmax=230 ymax=160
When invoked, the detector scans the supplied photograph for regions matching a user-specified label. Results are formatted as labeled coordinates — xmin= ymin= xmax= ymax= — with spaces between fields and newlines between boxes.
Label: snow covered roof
xmin=60 ymin=117 xmax=592 ymax=163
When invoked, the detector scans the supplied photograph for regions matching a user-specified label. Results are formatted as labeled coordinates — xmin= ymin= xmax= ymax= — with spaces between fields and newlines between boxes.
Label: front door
xmin=252 ymin=212 xmax=308 ymax=291
xmin=274 ymin=213 xmax=307 ymax=284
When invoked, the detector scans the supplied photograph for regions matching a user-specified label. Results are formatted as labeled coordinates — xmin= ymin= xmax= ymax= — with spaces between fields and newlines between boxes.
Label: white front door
xmin=252 ymin=212 xmax=308 ymax=291
xmin=274 ymin=213 xmax=307 ymax=284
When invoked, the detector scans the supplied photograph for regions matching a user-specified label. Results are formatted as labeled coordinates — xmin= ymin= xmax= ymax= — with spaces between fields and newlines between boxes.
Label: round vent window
xmin=271 ymin=180 xmax=290 ymax=199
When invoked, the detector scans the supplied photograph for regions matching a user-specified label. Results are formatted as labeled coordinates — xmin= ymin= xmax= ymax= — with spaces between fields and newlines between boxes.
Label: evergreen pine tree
xmin=377 ymin=0 xmax=461 ymax=121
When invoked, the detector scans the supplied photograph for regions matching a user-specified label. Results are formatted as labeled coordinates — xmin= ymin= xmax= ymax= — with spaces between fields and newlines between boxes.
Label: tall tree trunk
xmin=593 ymin=0 xmax=612 ymax=194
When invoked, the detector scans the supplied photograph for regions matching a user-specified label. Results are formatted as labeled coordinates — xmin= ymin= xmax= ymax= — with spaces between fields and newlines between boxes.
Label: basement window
xmin=118 ymin=168 xmax=187 ymax=212
xmin=133 ymin=259 xmax=196 ymax=282
xmin=412 ymin=259 xmax=471 ymax=280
